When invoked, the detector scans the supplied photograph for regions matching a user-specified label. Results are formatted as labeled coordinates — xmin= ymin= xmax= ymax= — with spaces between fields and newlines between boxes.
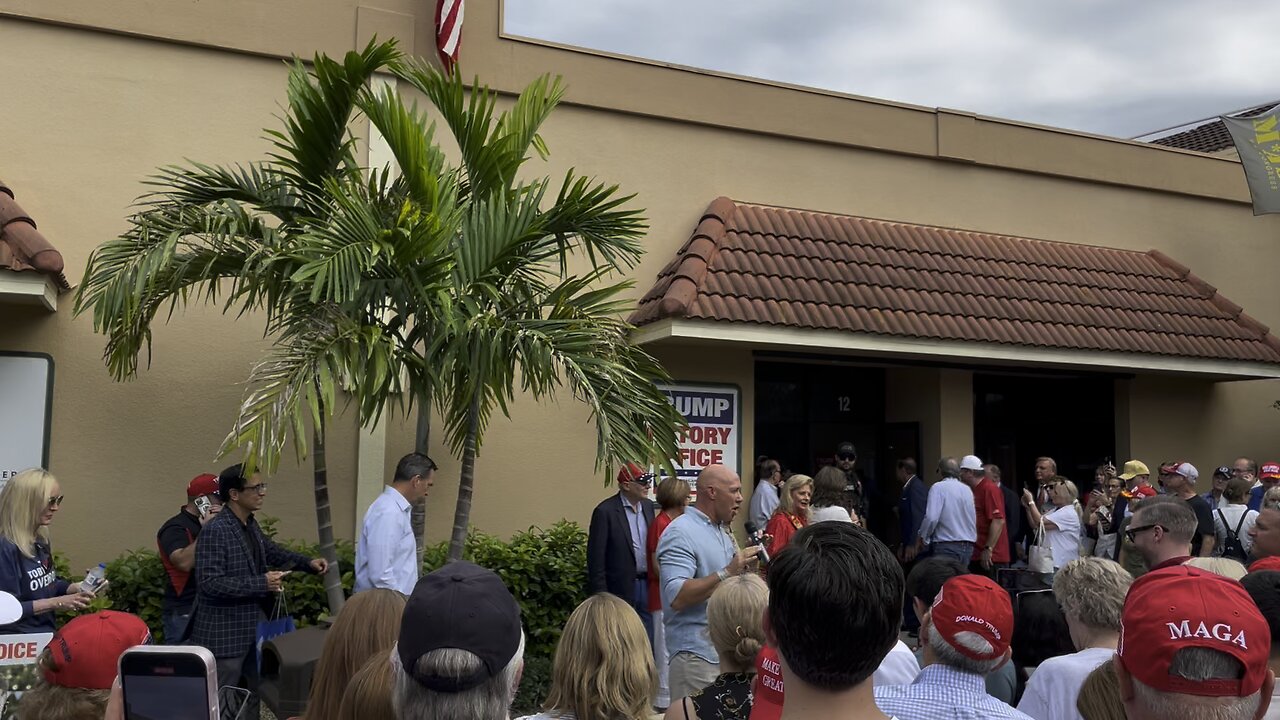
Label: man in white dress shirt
xmin=354 ymin=452 xmax=436 ymax=595
xmin=915 ymin=457 xmax=977 ymax=565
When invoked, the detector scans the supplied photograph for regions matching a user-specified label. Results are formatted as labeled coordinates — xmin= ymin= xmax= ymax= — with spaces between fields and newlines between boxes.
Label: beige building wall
xmin=3 ymin=3 xmax=1280 ymax=570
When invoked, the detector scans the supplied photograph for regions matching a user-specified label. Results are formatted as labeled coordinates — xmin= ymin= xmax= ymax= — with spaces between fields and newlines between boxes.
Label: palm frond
xmin=392 ymin=59 xmax=523 ymax=199
xmin=266 ymin=39 xmax=402 ymax=201
xmin=221 ymin=306 xmax=414 ymax=473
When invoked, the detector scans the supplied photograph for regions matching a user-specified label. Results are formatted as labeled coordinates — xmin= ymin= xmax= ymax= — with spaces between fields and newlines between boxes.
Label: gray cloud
xmin=503 ymin=1 xmax=1277 ymax=137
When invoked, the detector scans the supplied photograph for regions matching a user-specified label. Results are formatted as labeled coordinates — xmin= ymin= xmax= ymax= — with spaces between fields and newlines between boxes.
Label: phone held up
xmin=119 ymin=645 xmax=219 ymax=720
xmin=193 ymin=496 xmax=212 ymax=519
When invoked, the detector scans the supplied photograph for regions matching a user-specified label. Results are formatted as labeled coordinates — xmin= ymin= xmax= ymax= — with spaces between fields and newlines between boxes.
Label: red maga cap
xmin=1118 ymin=566 xmax=1270 ymax=697
xmin=1262 ymin=463 xmax=1280 ymax=480
xmin=929 ymin=574 xmax=1012 ymax=660
xmin=749 ymin=645 xmax=784 ymax=720
xmin=44 ymin=611 xmax=151 ymax=690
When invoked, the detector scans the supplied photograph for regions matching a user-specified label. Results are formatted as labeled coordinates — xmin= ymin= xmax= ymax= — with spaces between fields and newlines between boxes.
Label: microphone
xmin=744 ymin=521 xmax=771 ymax=568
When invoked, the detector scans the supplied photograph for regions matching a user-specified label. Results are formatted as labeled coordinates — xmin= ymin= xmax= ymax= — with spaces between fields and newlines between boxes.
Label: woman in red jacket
xmin=765 ymin=474 xmax=813 ymax=558
xmin=647 ymin=475 xmax=691 ymax=710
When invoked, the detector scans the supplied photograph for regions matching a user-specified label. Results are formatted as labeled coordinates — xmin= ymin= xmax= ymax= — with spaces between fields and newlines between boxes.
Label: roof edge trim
xmin=632 ymin=319 xmax=1280 ymax=381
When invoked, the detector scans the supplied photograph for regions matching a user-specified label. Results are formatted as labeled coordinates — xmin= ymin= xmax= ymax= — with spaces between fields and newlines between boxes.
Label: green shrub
xmin=45 ymin=519 xmax=588 ymax=714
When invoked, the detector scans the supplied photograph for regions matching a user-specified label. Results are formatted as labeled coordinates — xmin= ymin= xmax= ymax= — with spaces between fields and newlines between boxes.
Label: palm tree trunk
xmin=312 ymin=409 xmax=346 ymax=615
xmin=413 ymin=386 xmax=431 ymax=561
xmin=447 ymin=391 xmax=482 ymax=561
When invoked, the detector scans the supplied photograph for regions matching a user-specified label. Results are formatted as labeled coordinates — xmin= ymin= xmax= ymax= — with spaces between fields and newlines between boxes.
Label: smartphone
xmin=119 ymin=645 xmax=219 ymax=720
xmin=193 ymin=496 xmax=212 ymax=518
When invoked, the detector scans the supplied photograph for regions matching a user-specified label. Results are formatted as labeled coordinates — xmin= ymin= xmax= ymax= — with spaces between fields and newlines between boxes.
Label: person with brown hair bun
xmin=300 ymin=587 xmax=406 ymax=719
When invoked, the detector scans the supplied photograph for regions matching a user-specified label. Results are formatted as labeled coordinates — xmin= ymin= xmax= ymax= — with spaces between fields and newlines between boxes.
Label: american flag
xmin=436 ymin=0 xmax=464 ymax=72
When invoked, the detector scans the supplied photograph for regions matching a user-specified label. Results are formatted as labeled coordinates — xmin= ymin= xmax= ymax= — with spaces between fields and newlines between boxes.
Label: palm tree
xmin=75 ymin=37 xmax=685 ymax=597
xmin=385 ymin=61 xmax=687 ymax=560
xmin=73 ymin=41 xmax=458 ymax=614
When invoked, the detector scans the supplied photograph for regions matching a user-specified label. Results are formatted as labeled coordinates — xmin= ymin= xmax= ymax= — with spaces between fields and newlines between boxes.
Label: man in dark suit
xmin=896 ymin=457 xmax=927 ymax=634
xmin=587 ymin=463 xmax=657 ymax=642
xmin=192 ymin=464 xmax=327 ymax=716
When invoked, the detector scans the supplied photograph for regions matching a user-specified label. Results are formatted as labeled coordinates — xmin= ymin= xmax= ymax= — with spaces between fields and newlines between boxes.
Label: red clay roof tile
xmin=0 ymin=179 xmax=69 ymax=291
xmin=631 ymin=198 xmax=1280 ymax=365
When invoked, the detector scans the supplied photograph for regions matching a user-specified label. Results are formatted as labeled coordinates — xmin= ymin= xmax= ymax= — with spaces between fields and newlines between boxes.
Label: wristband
xmin=716 ymin=568 xmax=730 ymax=582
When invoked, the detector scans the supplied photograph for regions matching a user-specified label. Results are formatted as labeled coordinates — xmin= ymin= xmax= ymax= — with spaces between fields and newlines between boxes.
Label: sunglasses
xmin=837 ymin=454 xmax=856 ymax=461
xmin=1125 ymin=523 xmax=1163 ymax=542
xmin=47 ymin=495 xmax=65 ymax=507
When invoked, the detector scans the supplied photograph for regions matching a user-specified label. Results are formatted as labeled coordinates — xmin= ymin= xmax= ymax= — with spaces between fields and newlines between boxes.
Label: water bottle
xmin=83 ymin=563 xmax=106 ymax=594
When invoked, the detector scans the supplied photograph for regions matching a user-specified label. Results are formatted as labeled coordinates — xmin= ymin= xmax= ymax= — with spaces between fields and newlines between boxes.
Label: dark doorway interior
xmin=754 ymin=360 xmax=915 ymax=543
xmin=973 ymin=373 xmax=1117 ymax=496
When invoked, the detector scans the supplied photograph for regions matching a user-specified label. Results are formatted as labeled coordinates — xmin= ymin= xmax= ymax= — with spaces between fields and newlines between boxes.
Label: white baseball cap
xmin=960 ymin=455 xmax=984 ymax=471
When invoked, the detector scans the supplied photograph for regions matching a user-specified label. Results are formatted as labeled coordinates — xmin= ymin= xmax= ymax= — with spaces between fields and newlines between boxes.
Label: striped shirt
xmin=875 ymin=664 xmax=1034 ymax=720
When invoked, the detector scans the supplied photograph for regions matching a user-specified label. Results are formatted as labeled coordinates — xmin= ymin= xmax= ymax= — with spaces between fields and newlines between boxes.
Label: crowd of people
xmin=2 ymin=447 xmax=1280 ymax=720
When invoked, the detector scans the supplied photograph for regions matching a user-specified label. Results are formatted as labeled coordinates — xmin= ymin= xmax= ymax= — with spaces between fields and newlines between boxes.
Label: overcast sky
xmin=503 ymin=1 xmax=1277 ymax=138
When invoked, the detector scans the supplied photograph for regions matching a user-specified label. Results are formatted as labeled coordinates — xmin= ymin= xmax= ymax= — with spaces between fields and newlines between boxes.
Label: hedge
xmin=50 ymin=519 xmax=587 ymax=715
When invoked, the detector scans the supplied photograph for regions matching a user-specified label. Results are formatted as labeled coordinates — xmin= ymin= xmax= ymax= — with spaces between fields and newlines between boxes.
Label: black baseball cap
xmin=836 ymin=442 xmax=857 ymax=458
xmin=397 ymin=561 xmax=523 ymax=692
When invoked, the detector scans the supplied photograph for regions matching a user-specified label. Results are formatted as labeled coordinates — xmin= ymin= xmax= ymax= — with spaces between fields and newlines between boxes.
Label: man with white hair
xmin=1115 ymin=565 xmax=1275 ymax=720
xmin=875 ymin=574 xmax=1033 ymax=719
xmin=391 ymin=561 xmax=525 ymax=720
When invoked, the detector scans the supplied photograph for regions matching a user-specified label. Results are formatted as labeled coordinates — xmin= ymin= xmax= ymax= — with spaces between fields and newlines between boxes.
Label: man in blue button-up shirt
xmin=657 ymin=464 xmax=760 ymax=701
xmin=354 ymin=452 xmax=436 ymax=595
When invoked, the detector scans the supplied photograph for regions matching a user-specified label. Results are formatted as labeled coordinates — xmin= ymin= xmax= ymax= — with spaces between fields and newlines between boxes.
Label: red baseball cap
xmin=43 ymin=611 xmax=152 ymax=689
xmin=929 ymin=575 xmax=1013 ymax=660
xmin=186 ymin=473 xmax=220 ymax=498
xmin=1262 ymin=463 xmax=1280 ymax=481
xmin=1118 ymin=566 xmax=1270 ymax=697
xmin=749 ymin=646 xmax=784 ymax=720
xmin=1250 ymin=556 xmax=1280 ymax=573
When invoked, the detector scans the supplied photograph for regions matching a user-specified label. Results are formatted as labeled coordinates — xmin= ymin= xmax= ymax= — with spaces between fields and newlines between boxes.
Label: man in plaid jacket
xmin=192 ymin=464 xmax=327 ymax=715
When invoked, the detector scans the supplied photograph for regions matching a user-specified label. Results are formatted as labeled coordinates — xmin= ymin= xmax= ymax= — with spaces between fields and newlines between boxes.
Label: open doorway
xmin=973 ymin=372 xmax=1117 ymax=496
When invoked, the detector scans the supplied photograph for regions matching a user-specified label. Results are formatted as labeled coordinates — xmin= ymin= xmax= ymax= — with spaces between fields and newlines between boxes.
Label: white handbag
xmin=1028 ymin=518 xmax=1055 ymax=573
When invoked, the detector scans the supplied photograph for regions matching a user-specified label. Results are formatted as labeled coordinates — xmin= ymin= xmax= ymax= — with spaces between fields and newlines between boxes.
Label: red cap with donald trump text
xmin=1118 ymin=566 xmax=1270 ymax=697
xmin=929 ymin=574 xmax=1013 ymax=661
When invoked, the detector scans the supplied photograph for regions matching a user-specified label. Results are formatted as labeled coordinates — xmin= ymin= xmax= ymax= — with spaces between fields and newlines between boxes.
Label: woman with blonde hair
xmin=1017 ymin=557 xmax=1132 ymax=720
xmin=764 ymin=474 xmax=813 ymax=558
xmin=301 ymin=588 xmax=406 ymax=719
xmin=0 ymin=469 xmax=95 ymax=634
xmin=1184 ymin=555 xmax=1248 ymax=580
xmin=1021 ymin=476 xmax=1084 ymax=581
xmin=665 ymin=573 xmax=767 ymax=720
xmin=336 ymin=652 xmax=396 ymax=720
xmin=519 ymin=593 xmax=656 ymax=720
xmin=647 ymin=475 xmax=691 ymax=710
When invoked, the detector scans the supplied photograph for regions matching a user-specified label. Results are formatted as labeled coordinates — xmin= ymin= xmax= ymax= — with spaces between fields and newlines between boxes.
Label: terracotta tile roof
xmin=0 ymin=179 xmax=69 ymax=290
xmin=1146 ymin=103 xmax=1276 ymax=155
xmin=631 ymin=198 xmax=1280 ymax=366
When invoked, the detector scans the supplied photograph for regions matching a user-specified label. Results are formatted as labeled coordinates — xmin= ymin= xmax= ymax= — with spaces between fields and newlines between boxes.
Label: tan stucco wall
xmin=4 ymin=5 xmax=1280 ymax=572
